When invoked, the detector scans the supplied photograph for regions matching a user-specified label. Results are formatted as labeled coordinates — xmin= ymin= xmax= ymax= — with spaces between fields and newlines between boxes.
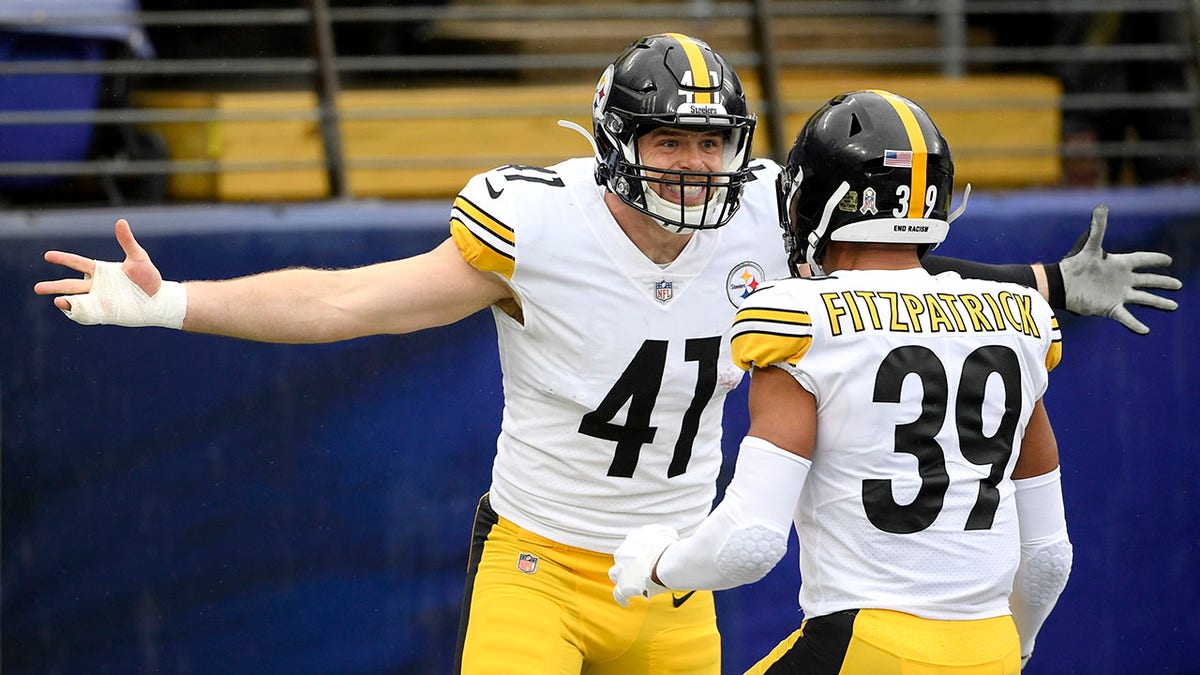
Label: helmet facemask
xmin=775 ymin=162 xmax=811 ymax=276
xmin=609 ymin=113 xmax=755 ymax=233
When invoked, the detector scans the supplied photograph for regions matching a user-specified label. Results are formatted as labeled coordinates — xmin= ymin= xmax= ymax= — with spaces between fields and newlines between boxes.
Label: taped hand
xmin=36 ymin=219 xmax=186 ymax=329
xmin=63 ymin=260 xmax=186 ymax=328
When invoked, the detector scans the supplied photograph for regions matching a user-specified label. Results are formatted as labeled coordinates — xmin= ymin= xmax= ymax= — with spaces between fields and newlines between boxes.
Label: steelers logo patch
xmin=726 ymin=261 xmax=766 ymax=307
xmin=593 ymin=65 xmax=614 ymax=120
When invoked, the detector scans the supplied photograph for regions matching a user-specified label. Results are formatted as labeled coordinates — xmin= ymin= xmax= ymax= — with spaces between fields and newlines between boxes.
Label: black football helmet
xmin=777 ymin=89 xmax=956 ymax=275
xmin=592 ymin=33 xmax=757 ymax=233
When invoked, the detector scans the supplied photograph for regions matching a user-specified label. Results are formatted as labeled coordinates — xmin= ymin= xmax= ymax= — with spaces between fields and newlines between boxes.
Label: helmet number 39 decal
xmin=893 ymin=184 xmax=939 ymax=219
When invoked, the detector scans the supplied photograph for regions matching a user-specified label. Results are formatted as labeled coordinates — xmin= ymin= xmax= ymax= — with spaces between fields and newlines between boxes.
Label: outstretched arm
xmin=34 ymin=219 xmax=512 ymax=343
xmin=925 ymin=204 xmax=1181 ymax=334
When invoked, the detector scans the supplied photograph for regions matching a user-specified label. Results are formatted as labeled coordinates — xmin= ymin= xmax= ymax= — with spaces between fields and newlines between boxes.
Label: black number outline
xmin=496 ymin=164 xmax=565 ymax=187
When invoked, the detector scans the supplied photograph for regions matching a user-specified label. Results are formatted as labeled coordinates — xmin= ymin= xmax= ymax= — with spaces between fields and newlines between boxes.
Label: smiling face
xmin=636 ymin=127 xmax=728 ymax=206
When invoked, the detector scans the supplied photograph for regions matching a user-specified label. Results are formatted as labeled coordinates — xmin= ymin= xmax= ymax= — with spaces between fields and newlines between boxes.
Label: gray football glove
xmin=1060 ymin=204 xmax=1181 ymax=334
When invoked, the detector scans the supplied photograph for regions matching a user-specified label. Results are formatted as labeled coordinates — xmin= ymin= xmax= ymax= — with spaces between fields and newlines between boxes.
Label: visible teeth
xmin=667 ymin=185 xmax=705 ymax=200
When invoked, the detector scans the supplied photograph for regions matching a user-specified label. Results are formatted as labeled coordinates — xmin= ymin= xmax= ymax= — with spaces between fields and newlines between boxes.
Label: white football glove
xmin=608 ymin=524 xmax=678 ymax=607
xmin=62 ymin=260 xmax=187 ymax=329
xmin=1059 ymin=204 xmax=1181 ymax=334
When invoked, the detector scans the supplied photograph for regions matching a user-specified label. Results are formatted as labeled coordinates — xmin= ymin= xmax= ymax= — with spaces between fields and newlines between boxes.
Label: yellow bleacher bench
xmin=133 ymin=72 xmax=1060 ymax=202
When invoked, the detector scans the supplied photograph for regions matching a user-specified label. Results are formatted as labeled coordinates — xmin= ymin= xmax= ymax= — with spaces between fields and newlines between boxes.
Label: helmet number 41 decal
xmin=678 ymin=70 xmax=722 ymax=105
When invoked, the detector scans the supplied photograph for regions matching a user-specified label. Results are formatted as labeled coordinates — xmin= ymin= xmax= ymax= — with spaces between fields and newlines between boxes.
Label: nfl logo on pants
xmin=517 ymin=552 xmax=539 ymax=574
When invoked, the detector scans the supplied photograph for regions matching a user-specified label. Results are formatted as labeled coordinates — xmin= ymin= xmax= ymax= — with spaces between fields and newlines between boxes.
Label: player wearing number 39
xmin=609 ymin=90 xmax=1072 ymax=674
xmin=35 ymin=34 xmax=1174 ymax=675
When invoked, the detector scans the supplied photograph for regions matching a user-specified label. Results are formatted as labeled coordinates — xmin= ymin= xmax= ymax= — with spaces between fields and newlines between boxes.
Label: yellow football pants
xmin=455 ymin=494 xmax=721 ymax=674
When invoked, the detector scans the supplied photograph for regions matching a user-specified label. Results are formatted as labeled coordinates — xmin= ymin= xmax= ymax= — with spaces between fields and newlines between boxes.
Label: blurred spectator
xmin=977 ymin=9 xmax=1198 ymax=187
xmin=1054 ymin=11 xmax=1197 ymax=186
xmin=138 ymin=0 xmax=450 ymax=88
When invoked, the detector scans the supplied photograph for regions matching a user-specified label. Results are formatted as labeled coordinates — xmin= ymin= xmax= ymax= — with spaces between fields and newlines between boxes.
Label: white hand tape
xmin=62 ymin=260 xmax=186 ymax=329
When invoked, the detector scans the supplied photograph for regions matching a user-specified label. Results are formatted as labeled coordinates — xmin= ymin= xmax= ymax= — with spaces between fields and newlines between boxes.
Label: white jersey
xmin=730 ymin=268 xmax=1062 ymax=620
xmin=449 ymin=157 xmax=789 ymax=552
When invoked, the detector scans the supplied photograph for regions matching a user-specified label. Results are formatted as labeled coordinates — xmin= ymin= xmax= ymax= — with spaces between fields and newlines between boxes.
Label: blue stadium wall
xmin=2 ymin=187 xmax=1197 ymax=674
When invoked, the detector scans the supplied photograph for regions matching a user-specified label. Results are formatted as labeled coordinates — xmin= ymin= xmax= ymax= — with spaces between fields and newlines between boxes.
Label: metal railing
xmin=0 ymin=0 xmax=1196 ymax=205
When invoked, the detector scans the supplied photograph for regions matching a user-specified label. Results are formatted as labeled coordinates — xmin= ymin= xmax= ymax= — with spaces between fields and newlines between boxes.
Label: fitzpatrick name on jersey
xmin=731 ymin=271 xmax=1062 ymax=375
xmin=819 ymin=288 xmax=1048 ymax=337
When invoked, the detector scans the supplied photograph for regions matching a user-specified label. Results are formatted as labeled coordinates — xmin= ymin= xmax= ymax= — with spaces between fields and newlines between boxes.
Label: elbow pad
xmin=662 ymin=508 xmax=789 ymax=590
xmin=656 ymin=436 xmax=809 ymax=591
xmin=1011 ymin=534 xmax=1072 ymax=659
xmin=1015 ymin=536 xmax=1073 ymax=608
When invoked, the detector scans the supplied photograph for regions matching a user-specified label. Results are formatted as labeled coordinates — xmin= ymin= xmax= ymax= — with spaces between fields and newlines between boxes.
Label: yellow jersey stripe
xmin=731 ymin=331 xmax=813 ymax=370
xmin=873 ymin=89 xmax=927 ymax=218
xmin=450 ymin=218 xmax=515 ymax=279
xmin=1047 ymin=313 xmax=1062 ymax=372
xmin=733 ymin=307 xmax=812 ymax=327
xmin=453 ymin=196 xmax=514 ymax=246
xmin=668 ymin=33 xmax=712 ymax=104
xmin=1046 ymin=340 xmax=1062 ymax=372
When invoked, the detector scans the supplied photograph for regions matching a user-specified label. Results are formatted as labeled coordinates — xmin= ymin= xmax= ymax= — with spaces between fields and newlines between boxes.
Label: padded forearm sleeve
xmin=1010 ymin=468 xmax=1073 ymax=660
xmin=655 ymin=436 xmax=810 ymax=591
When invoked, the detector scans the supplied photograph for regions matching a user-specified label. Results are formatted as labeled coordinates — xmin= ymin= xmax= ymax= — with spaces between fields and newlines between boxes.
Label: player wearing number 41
xmin=35 ymin=34 xmax=1177 ymax=675
xmin=609 ymin=90 xmax=1074 ymax=674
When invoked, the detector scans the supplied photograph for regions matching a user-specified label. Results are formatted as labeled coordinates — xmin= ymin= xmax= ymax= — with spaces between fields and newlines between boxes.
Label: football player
xmin=37 ymin=35 xmax=1169 ymax=674
xmin=610 ymin=90 xmax=1071 ymax=674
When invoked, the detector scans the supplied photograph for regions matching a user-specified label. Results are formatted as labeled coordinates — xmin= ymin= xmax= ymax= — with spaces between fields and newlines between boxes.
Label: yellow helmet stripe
xmin=872 ymin=89 xmax=927 ymax=218
xmin=667 ymin=33 xmax=713 ymax=104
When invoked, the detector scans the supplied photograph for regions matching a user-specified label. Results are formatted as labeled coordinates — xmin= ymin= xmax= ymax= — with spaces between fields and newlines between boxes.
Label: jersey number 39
xmin=865 ymin=344 xmax=1022 ymax=535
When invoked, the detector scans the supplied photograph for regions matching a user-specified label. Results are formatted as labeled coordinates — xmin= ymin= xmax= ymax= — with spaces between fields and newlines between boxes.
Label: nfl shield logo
xmin=517 ymin=552 xmax=539 ymax=574
xmin=860 ymin=187 xmax=878 ymax=215
xmin=655 ymin=280 xmax=673 ymax=303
